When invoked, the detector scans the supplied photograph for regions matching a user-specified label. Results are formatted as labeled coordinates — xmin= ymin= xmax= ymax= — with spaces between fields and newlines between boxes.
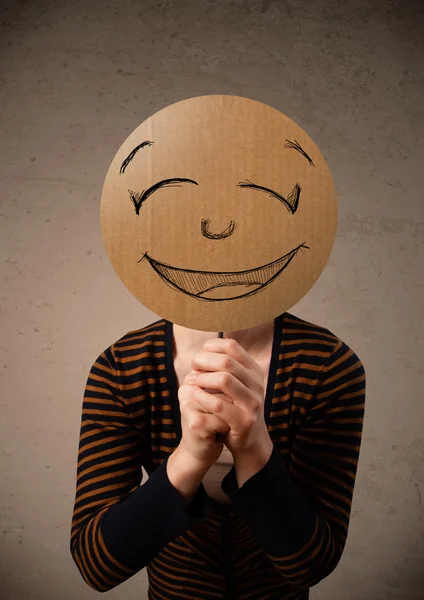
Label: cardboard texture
xmin=100 ymin=95 xmax=337 ymax=331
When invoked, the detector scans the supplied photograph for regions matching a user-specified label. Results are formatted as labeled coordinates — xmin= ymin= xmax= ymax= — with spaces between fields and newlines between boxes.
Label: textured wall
xmin=1 ymin=0 xmax=423 ymax=598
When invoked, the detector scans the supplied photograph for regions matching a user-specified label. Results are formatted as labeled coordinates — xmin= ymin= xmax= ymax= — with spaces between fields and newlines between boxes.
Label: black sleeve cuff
xmin=221 ymin=444 xmax=317 ymax=556
xmin=100 ymin=455 xmax=213 ymax=570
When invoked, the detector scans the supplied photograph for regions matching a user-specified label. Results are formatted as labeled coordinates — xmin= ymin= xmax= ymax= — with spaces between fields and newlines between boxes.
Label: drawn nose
xmin=201 ymin=218 xmax=236 ymax=240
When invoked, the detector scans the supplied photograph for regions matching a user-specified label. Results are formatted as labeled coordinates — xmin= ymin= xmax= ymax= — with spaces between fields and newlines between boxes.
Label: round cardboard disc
xmin=100 ymin=95 xmax=337 ymax=331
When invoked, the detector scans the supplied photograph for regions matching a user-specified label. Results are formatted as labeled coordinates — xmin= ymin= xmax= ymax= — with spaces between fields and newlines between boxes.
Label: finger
xmin=191 ymin=350 xmax=261 ymax=392
xmin=179 ymin=382 xmax=230 ymax=408
xmin=181 ymin=387 xmax=231 ymax=435
xmin=187 ymin=371 xmax=249 ymax=404
xmin=202 ymin=337 xmax=256 ymax=371
xmin=184 ymin=372 xmax=235 ymax=402
xmin=190 ymin=406 xmax=231 ymax=437
xmin=189 ymin=384 xmax=240 ymax=430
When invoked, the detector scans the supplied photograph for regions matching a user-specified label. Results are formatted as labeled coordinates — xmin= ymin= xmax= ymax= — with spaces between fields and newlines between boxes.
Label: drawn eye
xmin=129 ymin=178 xmax=198 ymax=215
xmin=237 ymin=180 xmax=301 ymax=214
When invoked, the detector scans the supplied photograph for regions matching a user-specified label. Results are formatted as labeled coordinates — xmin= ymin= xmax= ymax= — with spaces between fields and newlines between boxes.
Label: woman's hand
xmin=185 ymin=336 xmax=271 ymax=456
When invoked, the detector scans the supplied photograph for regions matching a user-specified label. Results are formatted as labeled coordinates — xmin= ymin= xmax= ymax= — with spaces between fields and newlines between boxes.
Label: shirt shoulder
xmin=100 ymin=318 xmax=168 ymax=371
xmin=283 ymin=311 xmax=365 ymax=375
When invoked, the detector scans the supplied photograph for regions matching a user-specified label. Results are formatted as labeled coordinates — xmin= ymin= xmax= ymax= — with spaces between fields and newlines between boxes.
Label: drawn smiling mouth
xmin=139 ymin=241 xmax=309 ymax=301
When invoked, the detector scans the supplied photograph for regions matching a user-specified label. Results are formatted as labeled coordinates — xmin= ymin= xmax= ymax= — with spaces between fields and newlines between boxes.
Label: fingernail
xmin=186 ymin=372 xmax=196 ymax=383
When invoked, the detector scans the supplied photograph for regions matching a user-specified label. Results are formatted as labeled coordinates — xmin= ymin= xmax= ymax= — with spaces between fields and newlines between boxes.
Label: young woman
xmin=70 ymin=311 xmax=366 ymax=600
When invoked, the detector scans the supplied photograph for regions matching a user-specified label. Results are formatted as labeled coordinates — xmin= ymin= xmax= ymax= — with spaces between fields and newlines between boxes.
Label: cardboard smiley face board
xmin=100 ymin=95 xmax=337 ymax=332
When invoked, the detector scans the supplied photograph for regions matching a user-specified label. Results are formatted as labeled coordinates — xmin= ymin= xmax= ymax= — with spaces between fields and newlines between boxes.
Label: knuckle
xmin=190 ymin=413 xmax=205 ymax=431
xmin=214 ymin=399 xmax=224 ymax=413
xmin=178 ymin=384 xmax=190 ymax=401
xmin=245 ymin=414 xmax=255 ymax=429
xmin=179 ymin=396 xmax=190 ymax=413
xmin=219 ymin=371 xmax=231 ymax=388
xmin=254 ymin=397 xmax=262 ymax=412
xmin=226 ymin=338 xmax=238 ymax=353
xmin=221 ymin=355 xmax=232 ymax=370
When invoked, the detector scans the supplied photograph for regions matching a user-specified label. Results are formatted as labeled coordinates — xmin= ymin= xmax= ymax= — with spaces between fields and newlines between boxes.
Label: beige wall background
xmin=1 ymin=0 xmax=423 ymax=598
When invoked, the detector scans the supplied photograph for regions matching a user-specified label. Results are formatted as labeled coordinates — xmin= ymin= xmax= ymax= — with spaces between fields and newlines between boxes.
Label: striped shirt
xmin=70 ymin=311 xmax=366 ymax=599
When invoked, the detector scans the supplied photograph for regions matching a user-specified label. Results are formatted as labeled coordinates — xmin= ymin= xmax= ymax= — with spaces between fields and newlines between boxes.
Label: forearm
xmin=72 ymin=447 xmax=212 ymax=592
xmin=222 ymin=443 xmax=328 ymax=588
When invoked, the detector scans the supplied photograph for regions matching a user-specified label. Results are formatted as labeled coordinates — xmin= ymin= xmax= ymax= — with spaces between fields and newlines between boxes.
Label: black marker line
xmin=201 ymin=219 xmax=236 ymax=240
xmin=129 ymin=178 xmax=198 ymax=214
xmin=138 ymin=242 xmax=309 ymax=302
xmin=120 ymin=141 xmax=153 ymax=175
xmin=285 ymin=139 xmax=314 ymax=166
xmin=238 ymin=179 xmax=301 ymax=214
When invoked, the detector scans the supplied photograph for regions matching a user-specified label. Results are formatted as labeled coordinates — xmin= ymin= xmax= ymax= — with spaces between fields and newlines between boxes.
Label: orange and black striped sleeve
xmin=69 ymin=345 xmax=210 ymax=592
xmin=221 ymin=338 xmax=366 ymax=591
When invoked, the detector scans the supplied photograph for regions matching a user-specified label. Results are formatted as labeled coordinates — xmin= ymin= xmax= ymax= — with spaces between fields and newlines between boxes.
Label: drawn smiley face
xmin=101 ymin=95 xmax=337 ymax=331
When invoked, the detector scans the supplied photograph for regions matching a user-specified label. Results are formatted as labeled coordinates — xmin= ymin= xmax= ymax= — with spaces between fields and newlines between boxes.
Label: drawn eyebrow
xmin=129 ymin=178 xmax=198 ymax=215
xmin=120 ymin=140 xmax=154 ymax=174
xmin=237 ymin=180 xmax=301 ymax=214
xmin=285 ymin=139 xmax=314 ymax=166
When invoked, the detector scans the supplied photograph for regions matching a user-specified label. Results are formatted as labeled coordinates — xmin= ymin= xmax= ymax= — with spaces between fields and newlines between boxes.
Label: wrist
xmin=167 ymin=445 xmax=210 ymax=510
xmin=174 ymin=443 xmax=212 ymax=475
xmin=232 ymin=432 xmax=274 ymax=465
xmin=232 ymin=436 xmax=274 ymax=488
